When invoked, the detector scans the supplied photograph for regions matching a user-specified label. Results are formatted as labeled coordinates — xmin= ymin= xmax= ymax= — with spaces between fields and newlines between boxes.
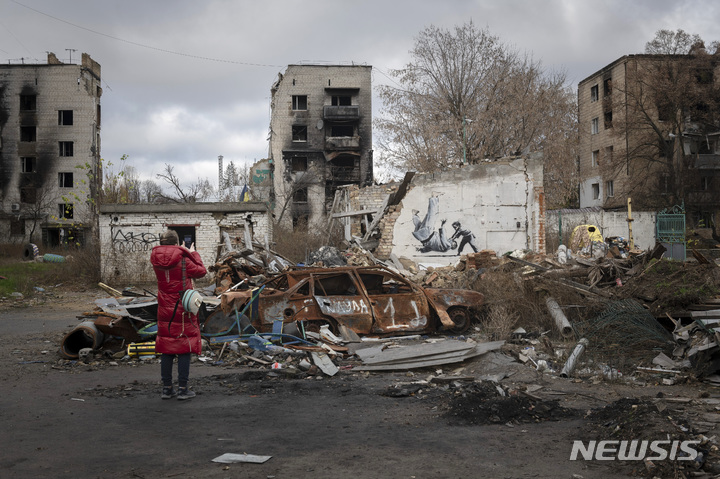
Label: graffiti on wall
xmin=412 ymin=195 xmax=478 ymax=255
xmin=111 ymin=227 xmax=159 ymax=253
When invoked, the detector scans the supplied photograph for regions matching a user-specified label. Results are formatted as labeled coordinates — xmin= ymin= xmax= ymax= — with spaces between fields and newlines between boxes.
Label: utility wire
xmin=11 ymin=0 xmax=284 ymax=68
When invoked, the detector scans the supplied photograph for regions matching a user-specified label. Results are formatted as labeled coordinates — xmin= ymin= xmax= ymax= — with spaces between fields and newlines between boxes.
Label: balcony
xmin=323 ymin=105 xmax=359 ymax=121
xmin=325 ymin=136 xmax=360 ymax=150
xmin=326 ymin=165 xmax=360 ymax=182
xmin=694 ymin=154 xmax=720 ymax=169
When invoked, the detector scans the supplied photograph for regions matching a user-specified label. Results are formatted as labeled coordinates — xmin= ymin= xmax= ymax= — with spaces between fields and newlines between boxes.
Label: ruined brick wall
xmin=347 ymin=183 xmax=398 ymax=239
xmin=0 ymin=52 xmax=102 ymax=244
xmin=98 ymin=204 xmax=271 ymax=285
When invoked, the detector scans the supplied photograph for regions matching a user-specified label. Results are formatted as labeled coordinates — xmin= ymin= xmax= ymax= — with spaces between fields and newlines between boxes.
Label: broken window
xmin=59 ymin=172 xmax=73 ymax=188
xmin=659 ymin=139 xmax=673 ymax=158
xmin=20 ymin=187 xmax=36 ymax=204
xmin=59 ymin=203 xmax=74 ymax=219
xmin=21 ymin=157 xmax=35 ymax=173
xmin=10 ymin=218 xmax=25 ymax=235
xmin=20 ymin=126 xmax=36 ymax=142
xmin=701 ymin=176 xmax=711 ymax=191
xmin=359 ymin=273 xmax=413 ymax=295
xmin=58 ymin=110 xmax=73 ymax=125
xmin=603 ymin=78 xmax=612 ymax=96
xmin=291 ymin=156 xmax=308 ymax=172
xmin=590 ymin=85 xmax=598 ymax=102
xmin=604 ymin=110 xmax=613 ymax=129
xmin=591 ymin=150 xmax=599 ymax=167
xmin=293 ymin=187 xmax=308 ymax=203
xmin=59 ymin=141 xmax=74 ymax=157
xmin=591 ymin=118 xmax=599 ymax=135
xmin=331 ymin=95 xmax=351 ymax=106
xmin=292 ymin=95 xmax=307 ymax=111
xmin=657 ymin=101 xmax=673 ymax=121
xmin=292 ymin=125 xmax=307 ymax=142
xmin=20 ymin=95 xmax=36 ymax=111
xmin=606 ymin=180 xmax=614 ymax=198
xmin=330 ymin=124 xmax=354 ymax=137
xmin=315 ymin=273 xmax=359 ymax=296
xmin=591 ymin=183 xmax=600 ymax=200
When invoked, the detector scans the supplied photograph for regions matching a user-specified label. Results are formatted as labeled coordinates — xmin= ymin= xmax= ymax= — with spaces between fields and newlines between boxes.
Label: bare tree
xmin=376 ymin=22 xmax=576 ymax=178
xmin=218 ymin=160 xmax=252 ymax=202
xmin=155 ymin=164 xmax=214 ymax=203
xmin=139 ymin=179 xmax=163 ymax=203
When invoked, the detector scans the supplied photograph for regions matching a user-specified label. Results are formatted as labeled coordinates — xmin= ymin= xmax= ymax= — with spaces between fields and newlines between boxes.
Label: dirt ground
xmin=2 ymin=288 xmax=720 ymax=479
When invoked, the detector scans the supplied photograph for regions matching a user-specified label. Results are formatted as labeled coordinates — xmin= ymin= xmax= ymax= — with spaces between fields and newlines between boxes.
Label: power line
xmin=11 ymin=0 xmax=284 ymax=68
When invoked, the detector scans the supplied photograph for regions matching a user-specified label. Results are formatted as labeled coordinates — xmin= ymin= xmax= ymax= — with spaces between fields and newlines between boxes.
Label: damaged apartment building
xmin=0 ymin=52 xmax=102 ymax=245
xmin=269 ymin=64 xmax=373 ymax=230
xmin=578 ymin=51 xmax=720 ymax=227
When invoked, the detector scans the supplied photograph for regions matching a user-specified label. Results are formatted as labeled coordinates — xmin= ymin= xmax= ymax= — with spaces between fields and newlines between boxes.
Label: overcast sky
xmin=2 ymin=0 xmax=719 ymax=191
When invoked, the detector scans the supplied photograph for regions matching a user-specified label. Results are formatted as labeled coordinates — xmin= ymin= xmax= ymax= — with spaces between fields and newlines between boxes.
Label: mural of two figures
xmin=412 ymin=194 xmax=478 ymax=255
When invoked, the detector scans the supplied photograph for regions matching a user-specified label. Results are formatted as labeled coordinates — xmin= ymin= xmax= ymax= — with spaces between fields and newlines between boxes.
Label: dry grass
xmin=0 ymin=242 xmax=100 ymax=296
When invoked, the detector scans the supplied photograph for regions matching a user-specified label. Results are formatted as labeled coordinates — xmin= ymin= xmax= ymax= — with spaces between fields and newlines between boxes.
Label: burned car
xmin=213 ymin=265 xmax=483 ymax=337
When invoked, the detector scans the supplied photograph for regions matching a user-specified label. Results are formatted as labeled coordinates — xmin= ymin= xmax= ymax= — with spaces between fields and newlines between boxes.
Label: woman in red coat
xmin=151 ymin=230 xmax=207 ymax=400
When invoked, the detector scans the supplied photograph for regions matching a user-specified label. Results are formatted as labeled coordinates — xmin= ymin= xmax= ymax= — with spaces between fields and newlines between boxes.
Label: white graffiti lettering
xmin=319 ymin=298 xmax=369 ymax=315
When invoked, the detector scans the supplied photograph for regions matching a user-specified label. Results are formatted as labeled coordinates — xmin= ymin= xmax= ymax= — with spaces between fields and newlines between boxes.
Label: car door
xmin=358 ymin=270 xmax=432 ymax=334
xmin=313 ymin=271 xmax=374 ymax=334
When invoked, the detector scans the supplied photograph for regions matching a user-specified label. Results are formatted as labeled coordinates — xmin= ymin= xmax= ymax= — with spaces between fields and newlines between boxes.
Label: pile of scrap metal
xmin=60 ymin=289 xmax=162 ymax=359
xmin=210 ymin=231 xmax=294 ymax=295
xmin=658 ymin=309 xmax=720 ymax=383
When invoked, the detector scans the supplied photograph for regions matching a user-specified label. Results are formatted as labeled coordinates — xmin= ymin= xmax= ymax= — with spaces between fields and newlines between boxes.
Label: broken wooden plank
xmin=362 ymin=193 xmax=391 ymax=242
xmin=332 ymin=209 xmax=378 ymax=218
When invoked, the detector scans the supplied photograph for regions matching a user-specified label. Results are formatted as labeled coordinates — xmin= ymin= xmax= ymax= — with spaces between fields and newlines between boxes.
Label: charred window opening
xmin=292 ymin=95 xmax=307 ymax=111
xmin=657 ymin=101 xmax=673 ymax=121
xmin=20 ymin=187 xmax=37 ymax=204
xmin=315 ymin=274 xmax=358 ymax=296
xmin=20 ymin=95 xmax=36 ymax=111
xmin=20 ymin=126 xmax=36 ymax=142
xmin=603 ymin=78 xmax=612 ymax=96
xmin=591 ymin=183 xmax=600 ymax=200
xmin=58 ymin=110 xmax=73 ymax=125
xmin=21 ymin=157 xmax=35 ymax=173
xmin=659 ymin=139 xmax=673 ymax=158
xmin=330 ymin=124 xmax=354 ymax=137
xmin=10 ymin=218 xmax=25 ymax=235
xmin=292 ymin=125 xmax=307 ymax=142
xmin=331 ymin=95 xmax=351 ymax=106
xmin=604 ymin=110 xmax=613 ymax=129
xmin=701 ymin=176 xmax=711 ymax=191
xmin=331 ymin=156 xmax=356 ymax=168
xmin=59 ymin=203 xmax=74 ymax=219
xmin=59 ymin=141 xmax=74 ymax=157
xmin=291 ymin=156 xmax=308 ymax=172
xmin=59 ymin=172 xmax=73 ymax=188
xmin=293 ymin=187 xmax=308 ymax=203
xmin=360 ymin=273 xmax=413 ymax=295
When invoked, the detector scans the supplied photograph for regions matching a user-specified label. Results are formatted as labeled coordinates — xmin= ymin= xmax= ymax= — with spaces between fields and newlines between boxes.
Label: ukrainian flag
xmin=240 ymin=184 xmax=249 ymax=202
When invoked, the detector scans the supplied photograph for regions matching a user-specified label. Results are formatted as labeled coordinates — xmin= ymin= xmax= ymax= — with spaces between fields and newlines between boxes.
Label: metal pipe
xmin=545 ymin=296 xmax=574 ymax=338
xmin=560 ymin=338 xmax=589 ymax=378
xmin=61 ymin=321 xmax=106 ymax=359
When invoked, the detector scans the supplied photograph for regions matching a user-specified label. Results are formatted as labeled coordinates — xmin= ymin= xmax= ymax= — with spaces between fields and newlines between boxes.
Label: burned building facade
xmin=269 ymin=64 xmax=373 ymax=230
xmin=0 ymin=52 xmax=102 ymax=245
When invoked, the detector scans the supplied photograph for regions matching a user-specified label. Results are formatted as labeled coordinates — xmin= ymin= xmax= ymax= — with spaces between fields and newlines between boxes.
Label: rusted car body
xmin=219 ymin=265 xmax=483 ymax=336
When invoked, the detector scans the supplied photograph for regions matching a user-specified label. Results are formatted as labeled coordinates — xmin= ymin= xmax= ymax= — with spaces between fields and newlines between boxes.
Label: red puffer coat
xmin=150 ymin=245 xmax=207 ymax=355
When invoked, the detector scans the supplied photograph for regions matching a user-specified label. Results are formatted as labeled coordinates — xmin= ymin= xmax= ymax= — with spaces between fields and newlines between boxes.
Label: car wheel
xmin=447 ymin=306 xmax=472 ymax=334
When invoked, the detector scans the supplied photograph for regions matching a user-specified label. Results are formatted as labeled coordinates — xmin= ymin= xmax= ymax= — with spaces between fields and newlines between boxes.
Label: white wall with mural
xmin=390 ymin=158 xmax=544 ymax=266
